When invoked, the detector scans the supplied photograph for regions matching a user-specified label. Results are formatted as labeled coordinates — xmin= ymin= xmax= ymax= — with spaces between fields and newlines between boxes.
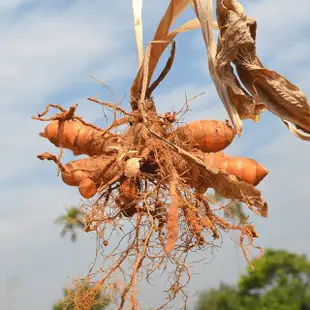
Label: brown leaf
xmin=216 ymin=0 xmax=310 ymax=137
xmin=167 ymin=18 xmax=219 ymax=40
xmin=237 ymin=64 xmax=310 ymax=133
xmin=130 ymin=0 xmax=191 ymax=101
xmin=215 ymin=0 xmax=265 ymax=120
xmin=132 ymin=0 xmax=144 ymax=68
xmin=283 ymin=120 xmax=310 ymax=141
xmin=192 ymin=0 xmax=243 ymax=134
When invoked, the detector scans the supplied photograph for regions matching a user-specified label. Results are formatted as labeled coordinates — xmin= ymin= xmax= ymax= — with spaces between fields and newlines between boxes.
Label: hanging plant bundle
xmin=33 ymin=0 xmax=309 ymax=309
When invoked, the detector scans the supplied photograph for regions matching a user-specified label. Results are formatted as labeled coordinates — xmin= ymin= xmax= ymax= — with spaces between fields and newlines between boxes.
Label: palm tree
xmin=55 ymin=207 xmax=85 ymax=242
xmin=55 ymin=207 xmax=85 ymax=274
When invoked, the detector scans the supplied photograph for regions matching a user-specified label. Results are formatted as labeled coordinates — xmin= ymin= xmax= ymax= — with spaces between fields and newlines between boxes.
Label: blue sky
xmin=0 ymin=0 xmax=310 ymax=309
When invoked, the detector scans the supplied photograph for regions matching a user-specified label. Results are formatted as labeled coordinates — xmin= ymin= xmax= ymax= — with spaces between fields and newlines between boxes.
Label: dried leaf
xmin=146 ymin=40 xmax=176 ymax=97
xmin=283 ymin=120 xmax=310 ymax=141
xmin=216 ymin=0 xmax=310 ymax=137
xmin=167 ymin=18 xmax=219 ymax=41
xmin=147 ymin=0 xmax=190 ymax=82
xmin=192 ymin=0 xmax=243 ymax=134
xmin=132 ymin=0 xmax=144 ymax=68
xmin=238 ymin=65 xmax=310 ymax=133
xmin=213 ymin=1 xmax=264 ymax=121
xmin=131 ymin=0 xmax=191 ymax=100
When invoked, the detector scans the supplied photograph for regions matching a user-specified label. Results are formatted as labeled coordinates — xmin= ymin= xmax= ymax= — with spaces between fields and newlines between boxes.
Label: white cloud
xmin=192 ymin=0 xmax=310 ymax=90
xmin=0 ymin=184 xmax=93 ymax=309
xmin=0 ymin=0 xmax=137 ymax=183
xmin=0 ymin=0 xmax=34 ymax=9
xmin=1 ymin=187 xmax=69 ymax=242
xmin=0 ymin=1 xmax=132 ymax=109
xmin=0 ymin=0 xmax=171 ymax=184
xmin=245 ymin=0 xmax=310 ymax=55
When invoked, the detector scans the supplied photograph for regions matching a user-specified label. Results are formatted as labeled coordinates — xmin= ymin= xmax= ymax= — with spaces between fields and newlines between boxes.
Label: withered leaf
xmin=215 ymin=0 xmax=265 ymax=120
xmin=132 ymin=0 xmax=144 ymax=68
xmin=130 ymin=0 xmax=191 ymax=103
xmin=216 ymin=0 xmax=310 ymax=137
xmin=236 ymin=64 xmax=310 ymax=134
xmin=192 ymin=0 xmax=243 ymax=134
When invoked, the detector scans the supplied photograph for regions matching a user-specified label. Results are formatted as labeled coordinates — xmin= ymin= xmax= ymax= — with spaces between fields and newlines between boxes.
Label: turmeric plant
xmin=33 ymin=0 xmax=310 ymax=309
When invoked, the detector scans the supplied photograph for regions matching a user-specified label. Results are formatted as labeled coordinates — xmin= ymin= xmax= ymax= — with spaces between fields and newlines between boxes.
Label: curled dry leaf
xmin=216 ymin=0 xmax=310 ymax=137
xmin=238 ymin=66 xmax=310 ymax=134
xmin=215 ymin=2 xmax=265 ymax=120
xmin=191 ymin=0 xmax=243 ymax=134
xmin=132 ymin=0 xmax=144 ymax=68
xmin=283 ymin=120 xmax=310 ymax=141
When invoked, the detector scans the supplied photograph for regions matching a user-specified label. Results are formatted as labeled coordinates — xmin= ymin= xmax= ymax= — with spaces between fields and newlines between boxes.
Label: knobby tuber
xmin=201 ymin=152 xmax=269 ymax=186
xmin=37 ymin=152 xmax=120 ymax=199
xmin=40 ymin=120 xmax=119 ymax=156
xmin=61 ymin=156 xmax=120 ymax=199
xmin=170 ymin=119 xmax=236 ymax=152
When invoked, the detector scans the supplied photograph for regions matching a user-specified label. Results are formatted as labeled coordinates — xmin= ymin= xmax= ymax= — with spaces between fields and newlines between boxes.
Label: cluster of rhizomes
xmin=33 ymin=99 xmax=268 ymax=255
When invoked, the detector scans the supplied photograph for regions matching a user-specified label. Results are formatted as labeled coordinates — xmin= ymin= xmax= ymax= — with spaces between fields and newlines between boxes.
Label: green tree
xmin=53 ymin=282 xmax=110 ymax=310
xmin=55 ymin=207 xmax=85 ymax=274
xmin=55 ymin=207 xmax=85 ymax=242
xmin=196 ymin=283 xmax=242 ymax=310
xmin=195 ymin=249 xmax=310 ymax=310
